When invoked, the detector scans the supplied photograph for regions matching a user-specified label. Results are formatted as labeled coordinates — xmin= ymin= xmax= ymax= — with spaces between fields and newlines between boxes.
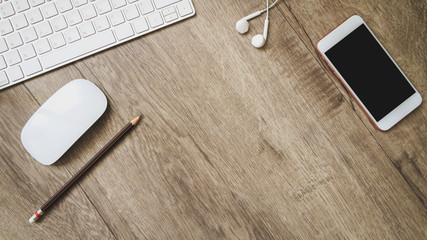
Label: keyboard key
xmin=0 ymin=39 xmax=8 ymax=53
xmin=0 ymin=20 xmax=14 ymax=36
xmin=109 ymin=11 xmax=125 ymax=26
xmin=6 ymin=32 xmax=24 ymax=48
xmin=22 ymin=58 xmax=42 ymax=75
xmin=162 ymin=6 xmax=177 ymax=23
xmin=64 ymin=27 xmax=81 ymax=43
xmin=147 ymin=11 xmax=163 ymax=28
xmin=0 ymin=2 xmax=16 ymax=18
xmin=34 ymin=38 xmax=51 ymax=54
xmin=29 ymin=0 xmax=45 ymax=7
xmin=176 ymin=0 xmax=192 ymax=16
xmin=12 ymin=0 xmax=30 ymax=13
xmin=51 ymin=15 xmax=68 ymax=31
xmin=164 ymin=12 xmax=177 ymax=22
xmin=153 ymin=0 xmax=179 ymax=9
xmin=40 ymin=30 xmax=116 ymax=69
xmin=26 ymin=8 xmax=44 ymax=24
xmin=41 ymin=2 xmax=58 ymax=19
xmin=4 ymin=50 xmax=22 ymax=66
xmin=128 ymin=0 xmax=138 ymax=3
xmin=11 ymin=14 xmax=29 ymax=30
xmin=114 ymin=22 xmax=134 ymax=40
xmin=94 ymin=15 xmax=110 ymax=31
xmin=19 ymin=44 xmax=37 ymax=59
xmin=56 ymin=0 xmax=73 ymax=13
xmin=66 ymin=9 xmax=83 ymax=26
xmin=138 ymin=0 xmax=154 ymax=14
xmin=80 ymin=4 xmax=97 ymax=20
xmin=123 ymin=4 xmax=139 ymax=20
xmin=132 ymin=17 xmax=148 ymax=33
xmin=72 ymin=0 xmax=88 ymax=7
xmin=7 ymin=65 xmax=24 ymax=81
xmin=49 ymin=33 xmax=66 ymax=48
xmin=0 ymin=72 xmax=9 ymax=86
xmin=35 ymin=21 xmax=53 ymax=37
xmin=79 ymin=22 xmax=95 ymax=37
xmin=162 ymin=6 xmax=175 ymax=16
xmin=111 ymin=0 xmax=126 ymax=9
xmin=0 ymin=56 xmax=7 ymax=70
xmin=21 ymin=27 xmax=38 ymax=42
xmin=95 ymin=0 xmax=112 ymax=15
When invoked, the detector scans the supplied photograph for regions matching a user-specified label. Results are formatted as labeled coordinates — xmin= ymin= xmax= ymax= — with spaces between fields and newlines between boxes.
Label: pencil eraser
xmin=29 ymin=214 xmax=38 ymax=223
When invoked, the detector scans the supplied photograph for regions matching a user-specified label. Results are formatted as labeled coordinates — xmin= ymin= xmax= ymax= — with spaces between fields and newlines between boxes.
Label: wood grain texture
xmin=1 ymin=0 xmax=425 ymax=239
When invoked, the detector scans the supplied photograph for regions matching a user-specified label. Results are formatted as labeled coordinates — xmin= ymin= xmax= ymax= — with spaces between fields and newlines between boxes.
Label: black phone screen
xmin=325 ymin=24 xmax=415 ymax=121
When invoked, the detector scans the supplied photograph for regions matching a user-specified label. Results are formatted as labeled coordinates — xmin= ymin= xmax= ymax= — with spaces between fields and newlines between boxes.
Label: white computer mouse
xmin=21 ymin=79 xmax=107 ymax=165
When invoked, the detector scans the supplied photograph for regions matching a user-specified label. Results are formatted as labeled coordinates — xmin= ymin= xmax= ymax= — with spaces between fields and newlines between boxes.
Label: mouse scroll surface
xmin=21 ymin=79 xmax=107 ymax=165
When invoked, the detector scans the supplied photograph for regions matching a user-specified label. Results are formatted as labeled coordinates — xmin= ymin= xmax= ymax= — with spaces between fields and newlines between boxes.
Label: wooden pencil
xmin=29 ymin=114 xmax=144 ymax=223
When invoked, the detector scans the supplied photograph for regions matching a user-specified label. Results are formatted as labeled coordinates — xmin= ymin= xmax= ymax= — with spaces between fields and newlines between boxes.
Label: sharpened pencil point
xmin=131 ymin=114 xmax=144 ymax=125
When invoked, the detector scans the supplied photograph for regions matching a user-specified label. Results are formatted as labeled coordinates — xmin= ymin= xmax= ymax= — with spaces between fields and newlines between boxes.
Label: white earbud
xmin=235 ymin=11 xmax=262 ymax=34
xmin=236 ymin=0 xmax=277 ymax=48
xmin=251 ymin=18 xmax=269 ymax=48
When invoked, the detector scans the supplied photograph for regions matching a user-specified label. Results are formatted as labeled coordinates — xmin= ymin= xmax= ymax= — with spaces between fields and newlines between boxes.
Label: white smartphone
xmin=317 ymin=15 xmax=422 ymax=131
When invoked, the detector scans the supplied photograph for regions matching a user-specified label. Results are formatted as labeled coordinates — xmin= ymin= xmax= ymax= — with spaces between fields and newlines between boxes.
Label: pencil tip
xmin=131 ymin=114 xmax=144 ymax=125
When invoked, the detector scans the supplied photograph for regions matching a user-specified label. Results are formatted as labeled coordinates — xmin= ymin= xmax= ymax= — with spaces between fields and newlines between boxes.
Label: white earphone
xmin=236 ymin=0 xmax=278 ymax=48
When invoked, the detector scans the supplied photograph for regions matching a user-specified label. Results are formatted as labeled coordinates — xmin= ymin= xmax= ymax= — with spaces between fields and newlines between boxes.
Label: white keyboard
xmin=0 ymin=0 xmax=195 ymax=90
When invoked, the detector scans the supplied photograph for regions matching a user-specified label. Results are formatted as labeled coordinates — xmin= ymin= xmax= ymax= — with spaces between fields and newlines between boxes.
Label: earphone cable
xmin=266 ymin=0 xmax=269 ymax=19
xmin=261 ymin=0 xmax=278 ymax=15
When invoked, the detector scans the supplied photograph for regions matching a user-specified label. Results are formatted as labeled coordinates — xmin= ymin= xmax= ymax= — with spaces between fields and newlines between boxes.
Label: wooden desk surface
xmin=1 ymin=0 xmax=426 ymax=239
